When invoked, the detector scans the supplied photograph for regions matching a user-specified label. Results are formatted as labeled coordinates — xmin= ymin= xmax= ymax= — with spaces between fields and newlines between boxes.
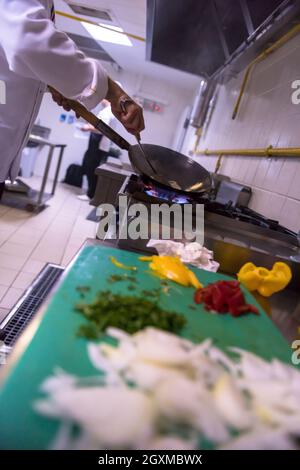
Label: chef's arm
xmin=0 ymin=0 xmax=144 ymax=133
xmin=0 ymin=0 xmax=108 ymax=110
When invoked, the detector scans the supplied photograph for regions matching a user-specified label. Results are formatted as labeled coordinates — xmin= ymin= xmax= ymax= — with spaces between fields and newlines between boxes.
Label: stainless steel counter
xmin=2 ymin=135 xmax=67 ymax=212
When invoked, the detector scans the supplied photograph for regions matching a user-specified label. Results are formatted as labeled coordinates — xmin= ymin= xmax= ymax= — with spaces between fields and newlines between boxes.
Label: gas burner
xmin=121 ymin=174 xmax=299 ymax=247
xmin=134 ymin=174 xmax=211 ymax=205
xmin=143 ymin=184 xmax=192 ymax=204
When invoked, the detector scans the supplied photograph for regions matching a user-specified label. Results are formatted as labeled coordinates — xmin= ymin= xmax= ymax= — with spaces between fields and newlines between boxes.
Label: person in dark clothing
xmin=79 ymin=100 xmax=116 ymax=201
xmin=0 ymin=182 xmax=4 ymax=200
xmin=81 ymin=132 xmax=108 ymax=200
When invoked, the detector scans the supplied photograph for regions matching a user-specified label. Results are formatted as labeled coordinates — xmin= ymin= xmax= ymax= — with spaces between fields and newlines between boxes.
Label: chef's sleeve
xmin=0 ymin=0 xmax=108 ymax=109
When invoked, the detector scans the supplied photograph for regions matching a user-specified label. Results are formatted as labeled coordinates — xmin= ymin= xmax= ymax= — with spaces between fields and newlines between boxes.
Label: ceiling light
xmin=81 ymin=22 xmax=133 ymax=47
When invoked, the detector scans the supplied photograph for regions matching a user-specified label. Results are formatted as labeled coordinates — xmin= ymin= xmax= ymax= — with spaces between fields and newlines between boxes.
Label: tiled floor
xmin=0 ymin=177 xmax=97 ymax=323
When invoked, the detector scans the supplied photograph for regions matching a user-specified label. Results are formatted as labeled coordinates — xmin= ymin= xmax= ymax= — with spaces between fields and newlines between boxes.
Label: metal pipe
xmin=196 ymin=146 xmax=300 ymax=157
xmin=189 ymin=80 xmax=208 ymax=128
xmin=193 ymin=127 xmax=202 ymax=154
xmin=239 ymin=0 xmax=254 ymax=36
xmin=201 ymin=88 xmax=218 ymax=139
xmin=37 ymin=146 xmax=54 ymax=207
xmin=51 ymin=145 xmax=66 ymax=195
xmin=232 ymin=22 xmax=300 ymax=119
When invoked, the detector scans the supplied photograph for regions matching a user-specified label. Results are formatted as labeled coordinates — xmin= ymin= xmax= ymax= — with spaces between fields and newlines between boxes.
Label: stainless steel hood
xmin=146 ymin=0 xmax=300 ymax=80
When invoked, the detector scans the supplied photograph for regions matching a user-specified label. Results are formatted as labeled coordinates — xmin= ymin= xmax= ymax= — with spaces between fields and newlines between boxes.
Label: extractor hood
xmin=146 ymin=0 xmax=300 ymax=80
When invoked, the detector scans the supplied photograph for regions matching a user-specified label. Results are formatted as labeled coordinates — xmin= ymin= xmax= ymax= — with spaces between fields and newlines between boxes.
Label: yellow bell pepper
xmin=237 ymin=261 xmax=292 ymax=297
xmin=140 ymin=255 xmax=203 ymax=289
xmin=109 ymin=256 xmax=137 ymax=271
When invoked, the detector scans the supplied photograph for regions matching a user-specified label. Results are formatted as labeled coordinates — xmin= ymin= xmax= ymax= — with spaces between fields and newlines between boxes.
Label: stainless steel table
xmin=2 ymin=135 xmax=67 ymax=212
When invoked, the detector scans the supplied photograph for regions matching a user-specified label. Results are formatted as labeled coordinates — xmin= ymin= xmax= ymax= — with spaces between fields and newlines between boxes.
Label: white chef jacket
xmin=0 ymin=0 xmax=108 ymax=182
xmin=97 ymin=105 xmax=117 ymax=152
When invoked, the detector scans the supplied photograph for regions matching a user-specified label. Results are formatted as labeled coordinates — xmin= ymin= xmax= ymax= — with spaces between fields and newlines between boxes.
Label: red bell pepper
xmin=194 ymin=280 xmax=259 ymax=317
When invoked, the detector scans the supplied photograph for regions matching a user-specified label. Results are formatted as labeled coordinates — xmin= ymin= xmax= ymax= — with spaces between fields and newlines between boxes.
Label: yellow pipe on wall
xmin=232 ymin=62 xmax=254 ymax=120
xmin=214 ymin=154 xmax=223 ymax=173
xmin=196 ymin=146 xmax=300 ymax=157
xmin=55 ymin=10 xmax=146 ymax=43
xmin=232 ymin=23 xmax=300 ymax=119
xmin=193 ymin=127 xmax=202 ymax=153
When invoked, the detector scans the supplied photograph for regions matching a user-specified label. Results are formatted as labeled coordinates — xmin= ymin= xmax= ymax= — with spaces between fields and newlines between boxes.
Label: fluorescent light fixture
xmin=81 ymin=22 xmax=133 ymax=46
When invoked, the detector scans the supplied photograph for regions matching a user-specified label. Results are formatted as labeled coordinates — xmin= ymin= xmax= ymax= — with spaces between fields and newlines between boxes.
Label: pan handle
xmin=68 ymin=99 xmax=131 ymax=151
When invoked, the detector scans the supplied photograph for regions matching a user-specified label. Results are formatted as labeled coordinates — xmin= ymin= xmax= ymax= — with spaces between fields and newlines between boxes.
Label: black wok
xmin=69 ymin=100 xmax=212 ymax=193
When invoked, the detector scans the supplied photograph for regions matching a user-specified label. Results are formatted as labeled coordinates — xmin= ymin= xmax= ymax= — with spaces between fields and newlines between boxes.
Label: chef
xmin=0 ymin=0 xmax=144 ymax=200
xmin=79 ymin=99 xmax=118 ymax=202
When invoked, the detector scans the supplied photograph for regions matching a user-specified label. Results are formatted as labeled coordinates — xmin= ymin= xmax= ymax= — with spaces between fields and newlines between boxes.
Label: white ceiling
xmin=55 ymin=0 xmax=201 ymax=91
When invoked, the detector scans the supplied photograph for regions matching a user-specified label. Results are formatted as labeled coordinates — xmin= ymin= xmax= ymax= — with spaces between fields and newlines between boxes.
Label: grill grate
xmin=0 ymin=265 xmax=64 ymax=348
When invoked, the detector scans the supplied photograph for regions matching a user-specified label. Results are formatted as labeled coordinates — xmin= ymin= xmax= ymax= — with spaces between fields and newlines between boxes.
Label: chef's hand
xmin=48 ymin=86 xmax=80 ymax=117
xmin=106 ymin=78 xmax=145 ymax=135
xmin=48 ymin=86 xmax=71 ymax=111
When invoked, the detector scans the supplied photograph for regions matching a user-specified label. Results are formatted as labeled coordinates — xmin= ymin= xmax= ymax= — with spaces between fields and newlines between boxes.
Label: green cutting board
xmin=0 ymin=245 xmax=293 ymax=449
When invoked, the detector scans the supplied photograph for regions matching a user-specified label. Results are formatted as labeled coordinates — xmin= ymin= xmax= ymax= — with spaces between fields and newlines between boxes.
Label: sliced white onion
xmin=190 ymin=354 xmax=224 ymax=387
xmin=154 ymin=377 xmax=229 ymax=443
xmin=49 ymin=386 xmax=156 ymax=449
xmin=230 ymin=348 xmax=273 ymax=380
xmin=34 ymin=399 xmax=65 ymax=418
xmin=40 ymin=367 xmax=77 ymax=394
xmin=133 ymin=329 xmax=191 ymax=367
xmin=133 ymin=327 xmax=193 ymax=351
xmin=49 ymin=421 xmax=74 ymax=450
xmin=143 ymin=435 xmax=196 ymax=450
xmin=271 ymin=359 xmax=296 ymax=381
xmin=124 ymin=359 xmax=184 ymax=390
xmin=213 ymin=374 xmax=253 ymax=430
xmin=106 ymin=327 xmax=131 ymax=342
xmin=34 ymin=327 xmax=300 ymax=450
xmin=219 ymin=426 xmax=298 ymax=450
xmin=87 ymin=343 xmax=121 ymax=385
xmin=100 ymin=340 xmax=137 ymax=371
xmin=207 ymin=347 xmax=236 ymax=374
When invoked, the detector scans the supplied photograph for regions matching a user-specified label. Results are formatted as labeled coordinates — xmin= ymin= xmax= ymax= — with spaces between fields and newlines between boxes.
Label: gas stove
xmin=119 ymin=174 xmax=299 ymax=248
xmin=109 ymin=173 xmax=300 ymax=296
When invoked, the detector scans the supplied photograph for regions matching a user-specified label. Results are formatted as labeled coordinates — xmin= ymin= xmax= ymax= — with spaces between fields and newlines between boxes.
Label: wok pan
xmin=69 ymin=100 xmax=212 ymax=193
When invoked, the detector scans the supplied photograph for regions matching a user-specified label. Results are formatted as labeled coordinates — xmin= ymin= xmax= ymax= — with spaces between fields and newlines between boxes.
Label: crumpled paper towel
xmin=147 ymin=240 xmax=220 ymax=272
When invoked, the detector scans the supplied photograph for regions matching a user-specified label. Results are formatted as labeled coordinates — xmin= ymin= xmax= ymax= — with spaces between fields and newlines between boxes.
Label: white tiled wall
xmin=186 ymin=32 xmax=300 ymax=233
